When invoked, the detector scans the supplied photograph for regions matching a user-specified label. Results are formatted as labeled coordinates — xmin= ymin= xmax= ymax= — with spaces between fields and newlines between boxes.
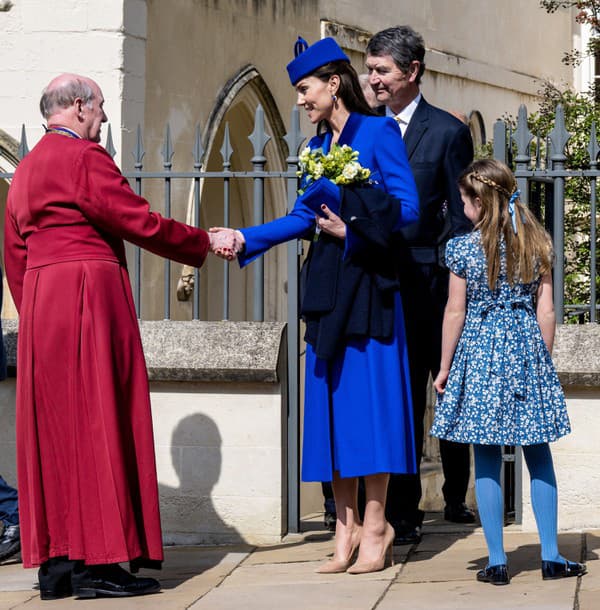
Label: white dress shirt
xmin=386 ymin=93 xmax=422 ymax=137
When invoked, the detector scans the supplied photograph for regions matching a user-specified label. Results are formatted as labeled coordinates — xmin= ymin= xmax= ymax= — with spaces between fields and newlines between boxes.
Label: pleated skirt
xmin=16 ymin=259 xmax=163 ymax=568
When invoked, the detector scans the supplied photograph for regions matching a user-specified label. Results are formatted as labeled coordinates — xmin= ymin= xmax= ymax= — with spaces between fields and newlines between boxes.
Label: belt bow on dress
xmin=471 ymin=295 xmax=534 ymax=399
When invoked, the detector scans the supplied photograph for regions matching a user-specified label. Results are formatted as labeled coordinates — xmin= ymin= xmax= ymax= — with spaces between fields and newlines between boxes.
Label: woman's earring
xmin=331 ymin=94 xmax=337 ymax=102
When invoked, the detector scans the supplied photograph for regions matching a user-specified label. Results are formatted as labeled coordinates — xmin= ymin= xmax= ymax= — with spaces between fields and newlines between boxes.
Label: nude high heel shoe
xmin=316 ymin=526 xmax=362 ymax=574
xmin=346 ymin=522 xmax=395 ymax=574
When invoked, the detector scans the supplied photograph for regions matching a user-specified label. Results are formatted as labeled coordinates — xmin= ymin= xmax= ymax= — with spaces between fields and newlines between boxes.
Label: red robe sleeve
xmin=4 ymin=192 xmax=28 ymax=312
xmin=73 ymin=143 xmax=210 ymax=267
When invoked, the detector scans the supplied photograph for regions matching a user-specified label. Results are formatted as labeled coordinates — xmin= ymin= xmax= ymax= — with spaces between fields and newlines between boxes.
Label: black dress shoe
xmin=324 ymin=511 xmax=336 ymax=532
xmin=444 ymin=503 xmax=476 ymax=524
xmin=72 ymin=563 xmax=161 ymax=598
xmin=392 ymin=521 xmax=422 ymax=545
xmin=541 ymin=559 xmax=587 ymax=580
xmin=0 ymin=524 xmax=20 ymax=562
xmin=38 ymin=557 xmax=78 ymax=600
xmin=476 ymin=564 xmax=510 ymax=585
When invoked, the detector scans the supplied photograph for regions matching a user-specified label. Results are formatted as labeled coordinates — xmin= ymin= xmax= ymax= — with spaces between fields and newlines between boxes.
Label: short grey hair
xmin=39 ymin=78 xmax=95 ymax=120
xmin=366 ymin=26 xmax=426 ymax=85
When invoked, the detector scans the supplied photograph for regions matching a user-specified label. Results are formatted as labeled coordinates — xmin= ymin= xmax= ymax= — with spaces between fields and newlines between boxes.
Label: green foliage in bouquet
xmin=297 ymin=144 xmax=371 ymax=192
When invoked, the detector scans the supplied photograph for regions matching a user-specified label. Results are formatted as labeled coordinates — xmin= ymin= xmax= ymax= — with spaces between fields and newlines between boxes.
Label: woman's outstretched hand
xmin=208 ymin=227 xmax=245 ymax=260
xmin=316 ymin=205 xmax=346 ymax=240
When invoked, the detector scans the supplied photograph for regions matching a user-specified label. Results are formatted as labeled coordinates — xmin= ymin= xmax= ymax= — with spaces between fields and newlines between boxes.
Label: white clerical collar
xmin=386 ymin=93 xmax=422 ymax=135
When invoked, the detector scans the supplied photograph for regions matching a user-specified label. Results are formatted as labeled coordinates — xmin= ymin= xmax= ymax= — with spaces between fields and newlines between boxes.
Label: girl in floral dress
xmin=431 ymin=159 xmax=586 ymax=585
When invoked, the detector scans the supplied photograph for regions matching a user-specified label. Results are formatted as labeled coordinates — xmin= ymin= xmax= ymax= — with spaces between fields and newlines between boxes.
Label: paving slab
xmin=580 ymin=590 xmax=600 ymax=610
xmin=189 ymin=579 xmax=392 ymax=610
xmin=414 ymin=530 xmax=488 ymax=553
xmin=0 ymin=546 xmax=250 ymax=609
xmin=0 ymin=516 xmax=587 ymax=610
xmin=242 ymin=532 xmax=335 ymax=565
xmin=584 ymin=529 xmax=600 ymax=560
xmin=244 ymin=531 xmax=412 ymax=569
xmin=578 ymin=536 xmax=600 ymax=610
xmin=379 ymin=578 xmax=578 ymax=610
xmin=0 ymin=558 xmax=36 ymax=592
xmin=217 ymin=556 xmax=400 ymax=587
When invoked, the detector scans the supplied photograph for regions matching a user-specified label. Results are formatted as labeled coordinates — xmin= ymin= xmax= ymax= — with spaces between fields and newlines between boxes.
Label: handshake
xmin=208 ymin=227 xmax=245 ymax=261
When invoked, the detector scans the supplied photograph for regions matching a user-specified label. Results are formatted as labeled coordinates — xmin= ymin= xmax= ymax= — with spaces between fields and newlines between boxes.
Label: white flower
xmin=342 ymin=162 xmax=360 ymax=180
xmin=296 ymin=144 xmax=370 ymax=189
xmin=299 ymin=146 xmax=312 ymax=162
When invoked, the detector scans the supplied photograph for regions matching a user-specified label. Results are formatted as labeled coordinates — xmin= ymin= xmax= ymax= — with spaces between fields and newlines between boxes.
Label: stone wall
xmin=140 ymin=321 xmax=289 ymax=545
xmin=1 ymin=320 xmax=599 ymax=542
xmin=0 ymin=319 xmax=289 ymax=545
xmin=521 ymin=324 xmax=600 ymax=531
xmin=0 ymin=0 xmax=146 ymax=166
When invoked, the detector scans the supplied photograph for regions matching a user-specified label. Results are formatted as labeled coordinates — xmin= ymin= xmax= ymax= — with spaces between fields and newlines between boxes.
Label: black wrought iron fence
xmin=2 ymin=107 xmax=307 ymax=322
xmin=0 ymin=104 xmax=307 ymax=532
xmin=3 ymin=102 xmax=598 ymax=529
xmin=493 ymin=104 xmax=599 ymax=324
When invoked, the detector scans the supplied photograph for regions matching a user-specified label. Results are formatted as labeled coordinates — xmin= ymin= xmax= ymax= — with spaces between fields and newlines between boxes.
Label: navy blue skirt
xmin=301 ymin=292 xmax=417 ymax=481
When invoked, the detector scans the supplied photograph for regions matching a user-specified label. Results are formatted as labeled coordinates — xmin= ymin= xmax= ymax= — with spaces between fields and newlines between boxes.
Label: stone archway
xmin=468 ymin=110 xmax=486 ymax=149
xmin=180 ymin=65 xmax=291 ymax=322
xmin=0 ymin=129 xmax=20 ymax=319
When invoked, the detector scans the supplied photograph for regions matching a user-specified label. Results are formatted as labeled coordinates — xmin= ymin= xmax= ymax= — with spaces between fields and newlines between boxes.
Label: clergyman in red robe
xmin=4 ymin=73 xmax=234 ymax=600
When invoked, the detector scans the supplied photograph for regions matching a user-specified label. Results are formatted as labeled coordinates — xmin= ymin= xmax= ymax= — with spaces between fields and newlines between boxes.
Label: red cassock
xmin=4 ymin=132 xmax=210 ymax=568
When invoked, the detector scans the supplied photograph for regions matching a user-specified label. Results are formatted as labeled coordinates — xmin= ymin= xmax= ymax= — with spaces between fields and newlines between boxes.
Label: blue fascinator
xmin=286 ymin=36 xmax=350 ymax=85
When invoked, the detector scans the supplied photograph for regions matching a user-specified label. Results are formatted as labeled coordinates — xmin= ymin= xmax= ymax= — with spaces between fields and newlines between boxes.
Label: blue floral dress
xmin=430 ymin=231 xmax=571 ymax=446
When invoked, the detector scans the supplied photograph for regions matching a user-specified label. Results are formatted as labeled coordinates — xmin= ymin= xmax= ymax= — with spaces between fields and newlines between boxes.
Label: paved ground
xmin=0 ymin=514 xmax=597 ymax=609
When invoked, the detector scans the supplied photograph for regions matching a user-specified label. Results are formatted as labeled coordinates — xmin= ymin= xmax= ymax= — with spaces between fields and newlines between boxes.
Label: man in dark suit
xmin=366 ymin=25 xmax=475 ymax=544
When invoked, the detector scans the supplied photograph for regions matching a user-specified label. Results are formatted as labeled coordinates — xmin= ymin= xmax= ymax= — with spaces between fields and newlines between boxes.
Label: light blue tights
xmin=474 ymin=443 xmax=563 ymax=567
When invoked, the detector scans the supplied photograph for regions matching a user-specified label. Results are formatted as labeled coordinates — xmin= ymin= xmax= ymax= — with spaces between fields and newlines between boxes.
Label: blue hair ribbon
xmin=508 ymin=189 xmax=520 ymax=234
xmin=294 ymin=37 xmax=309 ymax=57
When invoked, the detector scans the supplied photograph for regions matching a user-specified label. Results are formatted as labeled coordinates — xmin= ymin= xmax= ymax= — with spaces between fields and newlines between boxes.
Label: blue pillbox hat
xmin=286 ymin=37 xmax=350 ymax=85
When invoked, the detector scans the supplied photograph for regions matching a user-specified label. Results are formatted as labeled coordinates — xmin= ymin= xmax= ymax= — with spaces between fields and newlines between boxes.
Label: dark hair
xmin=39 ymin=78 xmax=95 ymax=120
xmin=310 ymin=60 xmax=377 ymax=117
xmin=366 ymin=26 xmax=426 ymax=85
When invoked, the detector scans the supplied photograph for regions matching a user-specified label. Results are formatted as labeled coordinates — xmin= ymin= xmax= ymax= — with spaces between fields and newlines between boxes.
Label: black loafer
xmin=72 ymin=563 xmax=160 ymax=598
xmin=477 ymin=564 xmax=510 ymax=585
xmin=444 ymin=503 xmax=476 ymax=524
xmin=38 ymin=557 xmax=78 ymax=600
xmin=392 ymin=522 xmax=422 ymax=546
xmin=541 ymin=559 xmax=587 ymax=580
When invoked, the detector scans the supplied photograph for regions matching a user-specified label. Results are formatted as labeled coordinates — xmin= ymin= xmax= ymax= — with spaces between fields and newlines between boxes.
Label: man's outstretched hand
xmin=208 ymin=227 xmax=245 ymax=261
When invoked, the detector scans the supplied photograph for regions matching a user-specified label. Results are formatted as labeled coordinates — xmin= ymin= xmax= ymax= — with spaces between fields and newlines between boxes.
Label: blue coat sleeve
xmin=345 ymin=118 xmax=419 ymax=257
xmin=237 ymin=199 xmax=315 ymax=268
xmin=237 ymin=134 xmax=326 ymax=268
xmin=373 ymin=118 xmax=419 ymax=229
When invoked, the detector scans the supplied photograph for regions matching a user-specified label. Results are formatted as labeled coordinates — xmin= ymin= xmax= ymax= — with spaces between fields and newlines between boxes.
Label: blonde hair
xmin=458 ymin=159 xmax=553 ymax=290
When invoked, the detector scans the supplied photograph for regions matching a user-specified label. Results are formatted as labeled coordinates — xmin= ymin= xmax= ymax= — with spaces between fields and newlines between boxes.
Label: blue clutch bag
xmin=297 ymin=177 xmax=341 ymax=216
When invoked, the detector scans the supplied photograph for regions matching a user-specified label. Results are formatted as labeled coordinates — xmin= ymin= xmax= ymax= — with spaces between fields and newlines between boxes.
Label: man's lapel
xmin=402 ymin=98 xmax=429 ymax=160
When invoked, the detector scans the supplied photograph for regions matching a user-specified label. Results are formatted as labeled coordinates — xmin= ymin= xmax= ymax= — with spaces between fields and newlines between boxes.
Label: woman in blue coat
xmin=214 ymin=38 xmax=419 ymax=574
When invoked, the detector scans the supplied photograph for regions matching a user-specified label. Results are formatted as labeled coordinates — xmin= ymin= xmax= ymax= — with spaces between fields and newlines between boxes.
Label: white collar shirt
xmin=386 ymin=93 xmax=422 ymax=136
